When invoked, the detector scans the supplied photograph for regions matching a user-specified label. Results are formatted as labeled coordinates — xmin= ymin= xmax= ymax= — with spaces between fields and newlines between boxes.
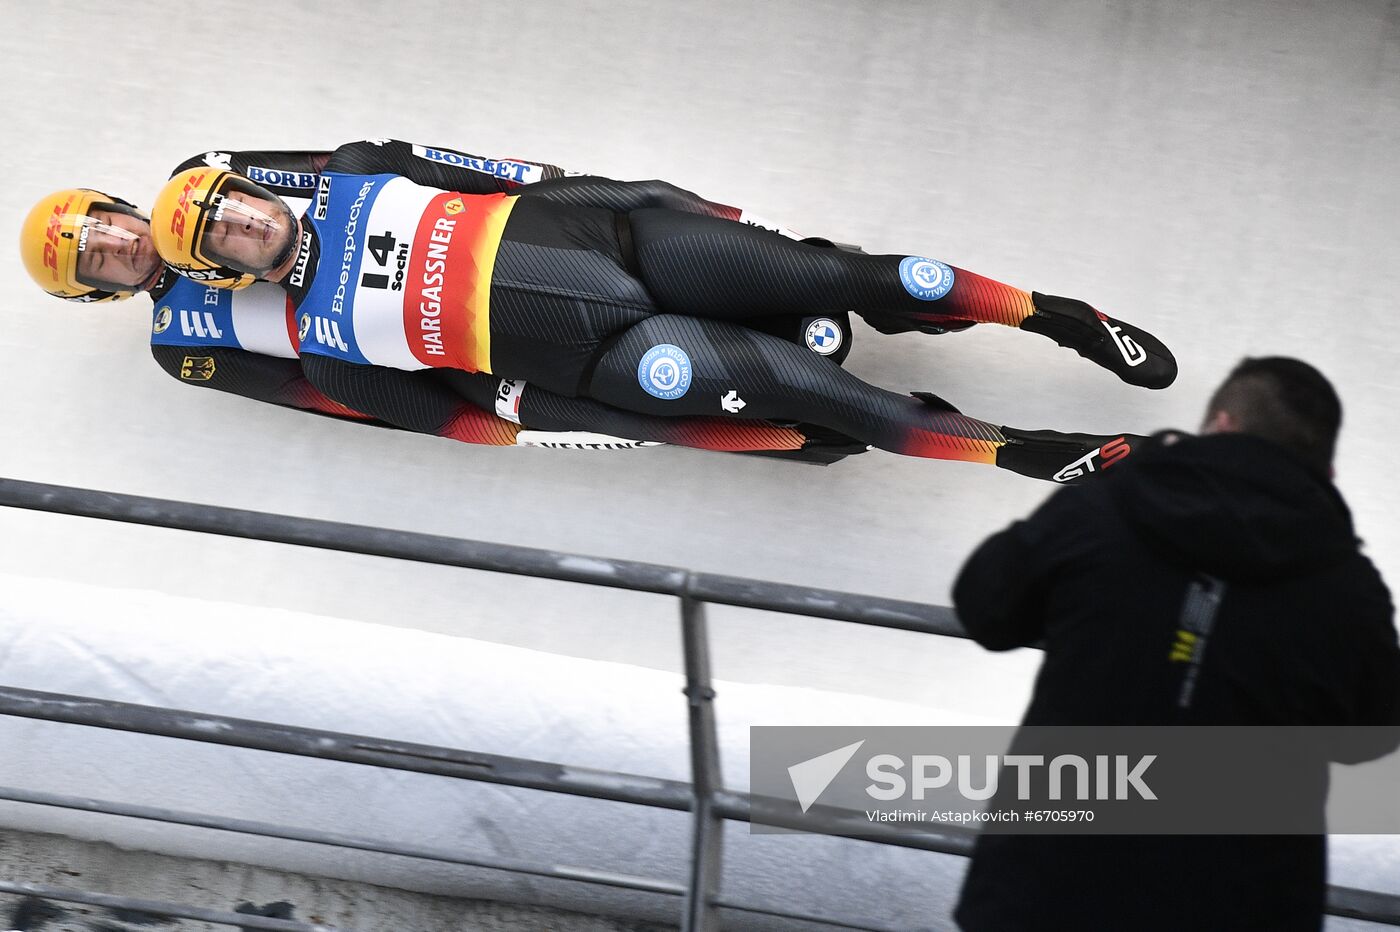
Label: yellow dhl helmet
xmin=19 ymin=188 xmax=152 ymax=302
xmin=151 ymin=168 xmax=299 ymax=290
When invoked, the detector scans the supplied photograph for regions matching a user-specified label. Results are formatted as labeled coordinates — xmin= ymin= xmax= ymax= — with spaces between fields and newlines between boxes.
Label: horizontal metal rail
xmin=0 ymin=879 xmax=339 ymax=931
xmin=1329 ymin=887 xmax=1400 ymax=927
xmin=0 ymin=477 xmax=966 ymax=638
xmin=0 ymin=686 xmax=975 ymax=856
xmin=0 ymin=784 xmax=687 ymax=897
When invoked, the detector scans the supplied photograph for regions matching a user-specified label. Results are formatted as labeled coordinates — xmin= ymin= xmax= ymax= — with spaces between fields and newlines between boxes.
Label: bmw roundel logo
xmin=298 ymin=313 xmax=312 ymax=341
xmin=637 ymin=343 xmax=693 ymax=400
xmin=899 ymin=256 xmax=956 ymax=301
xmin=804 ymin=317 xmax=843 ymax=356
xmin=153 ymin=306 xmax=172 ymax=334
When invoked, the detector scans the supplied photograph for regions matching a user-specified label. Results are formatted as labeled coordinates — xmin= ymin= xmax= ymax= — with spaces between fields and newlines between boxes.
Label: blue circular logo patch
xmin=899 ymin=257 xmax=955 ymax=301
xmin=637 ymin=344 xmax=693 ymax=400
xmin=804 ymin=317 xmax=843 ymax=356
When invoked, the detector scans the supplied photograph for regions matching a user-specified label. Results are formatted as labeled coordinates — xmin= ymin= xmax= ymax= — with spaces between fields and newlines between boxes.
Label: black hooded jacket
xmin=952 ymin=432 xmax=1400 ymax=932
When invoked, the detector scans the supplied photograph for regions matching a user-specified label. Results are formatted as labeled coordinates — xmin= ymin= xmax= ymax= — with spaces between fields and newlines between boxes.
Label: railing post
xmin=679 ymin=582 xmax=723 ymax=932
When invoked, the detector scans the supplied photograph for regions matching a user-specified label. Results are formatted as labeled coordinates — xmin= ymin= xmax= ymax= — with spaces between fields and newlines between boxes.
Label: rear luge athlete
xmin=150 ymin=139 xmax=1175 ymax=482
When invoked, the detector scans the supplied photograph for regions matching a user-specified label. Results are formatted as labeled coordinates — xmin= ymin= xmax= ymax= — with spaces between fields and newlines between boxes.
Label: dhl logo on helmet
xmin=168 ymin=170 xmax=209 ymax=250
xmin=42 ymin=194 xmax=75 ymax=280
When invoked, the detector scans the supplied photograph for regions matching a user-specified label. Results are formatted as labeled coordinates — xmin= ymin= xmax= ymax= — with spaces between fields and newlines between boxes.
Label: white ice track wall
xmin=0 ymin=574 xmax=982 ymax=930
xmin=1 ymin=0 xmax=1398 ymax=928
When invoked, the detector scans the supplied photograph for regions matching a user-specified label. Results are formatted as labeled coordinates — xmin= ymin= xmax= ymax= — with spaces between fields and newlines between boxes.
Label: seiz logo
xmin=312 ymin=316 xmax=350 ymax=352
xmin=246 ymin=166 xmax=317 ymax=190
xmin=179 ymin=355 xmax=216 ymax=381
xmin=1052 ymin=436 xmax=1132 ymax=483
xmin=169 ymin=171 xmax=209 ymax=249
xmin=179 ymin=310 xmax=224 ymax=340
xmin=42 ymin=194 xmax=75 ymax=279
xmin=409 ymin=144 xmax=543 ymax=184
xmin=494 ymin=378 xmax=526 ymax=424
xmin=314 ymin=175 xmax=332 ymax=220
xmin=1095 ymin=311 xmax=1147 ymax=368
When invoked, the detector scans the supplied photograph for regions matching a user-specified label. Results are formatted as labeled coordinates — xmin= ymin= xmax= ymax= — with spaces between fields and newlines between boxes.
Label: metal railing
xmin=0 ymin=476 xmax=1396 ymax=931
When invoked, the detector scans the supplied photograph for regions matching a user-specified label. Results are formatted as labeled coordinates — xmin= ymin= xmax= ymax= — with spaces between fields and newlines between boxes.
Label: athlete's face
xmin=203 ymin=189 xmax=296 ymax=274
xmin=75 ymin=208 xmax=160 ymax=289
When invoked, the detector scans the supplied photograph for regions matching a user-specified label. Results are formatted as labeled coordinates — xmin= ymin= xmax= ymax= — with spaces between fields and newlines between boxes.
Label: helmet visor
xmin=198 ymin=175 xmax=298 ymax=277
xmin=70 ymin=204 xmax=156 ymax=293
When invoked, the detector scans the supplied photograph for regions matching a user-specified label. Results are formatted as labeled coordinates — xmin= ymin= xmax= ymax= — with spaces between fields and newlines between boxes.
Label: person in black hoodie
xmin=951 ymin=356 xmax=1400 ymax=932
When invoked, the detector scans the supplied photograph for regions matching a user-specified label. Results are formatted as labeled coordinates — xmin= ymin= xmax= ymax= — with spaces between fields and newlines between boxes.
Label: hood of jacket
xmin=1108 ymin=432 xmax=1357 ymax=581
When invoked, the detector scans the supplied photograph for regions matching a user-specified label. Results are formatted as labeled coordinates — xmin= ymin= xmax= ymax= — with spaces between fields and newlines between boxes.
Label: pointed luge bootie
xmin=994 ymin=426 xmax=1147 ymax=483
xmin=1019 ymin=292 xmax=1177 ymax=389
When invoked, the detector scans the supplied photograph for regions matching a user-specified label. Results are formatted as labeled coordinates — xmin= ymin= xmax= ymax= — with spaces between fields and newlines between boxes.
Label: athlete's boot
xmin=995 ymin=426 xmax=1147 ymax=483
xmin=1019 ymin=293 xmax=1177 ymax=389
